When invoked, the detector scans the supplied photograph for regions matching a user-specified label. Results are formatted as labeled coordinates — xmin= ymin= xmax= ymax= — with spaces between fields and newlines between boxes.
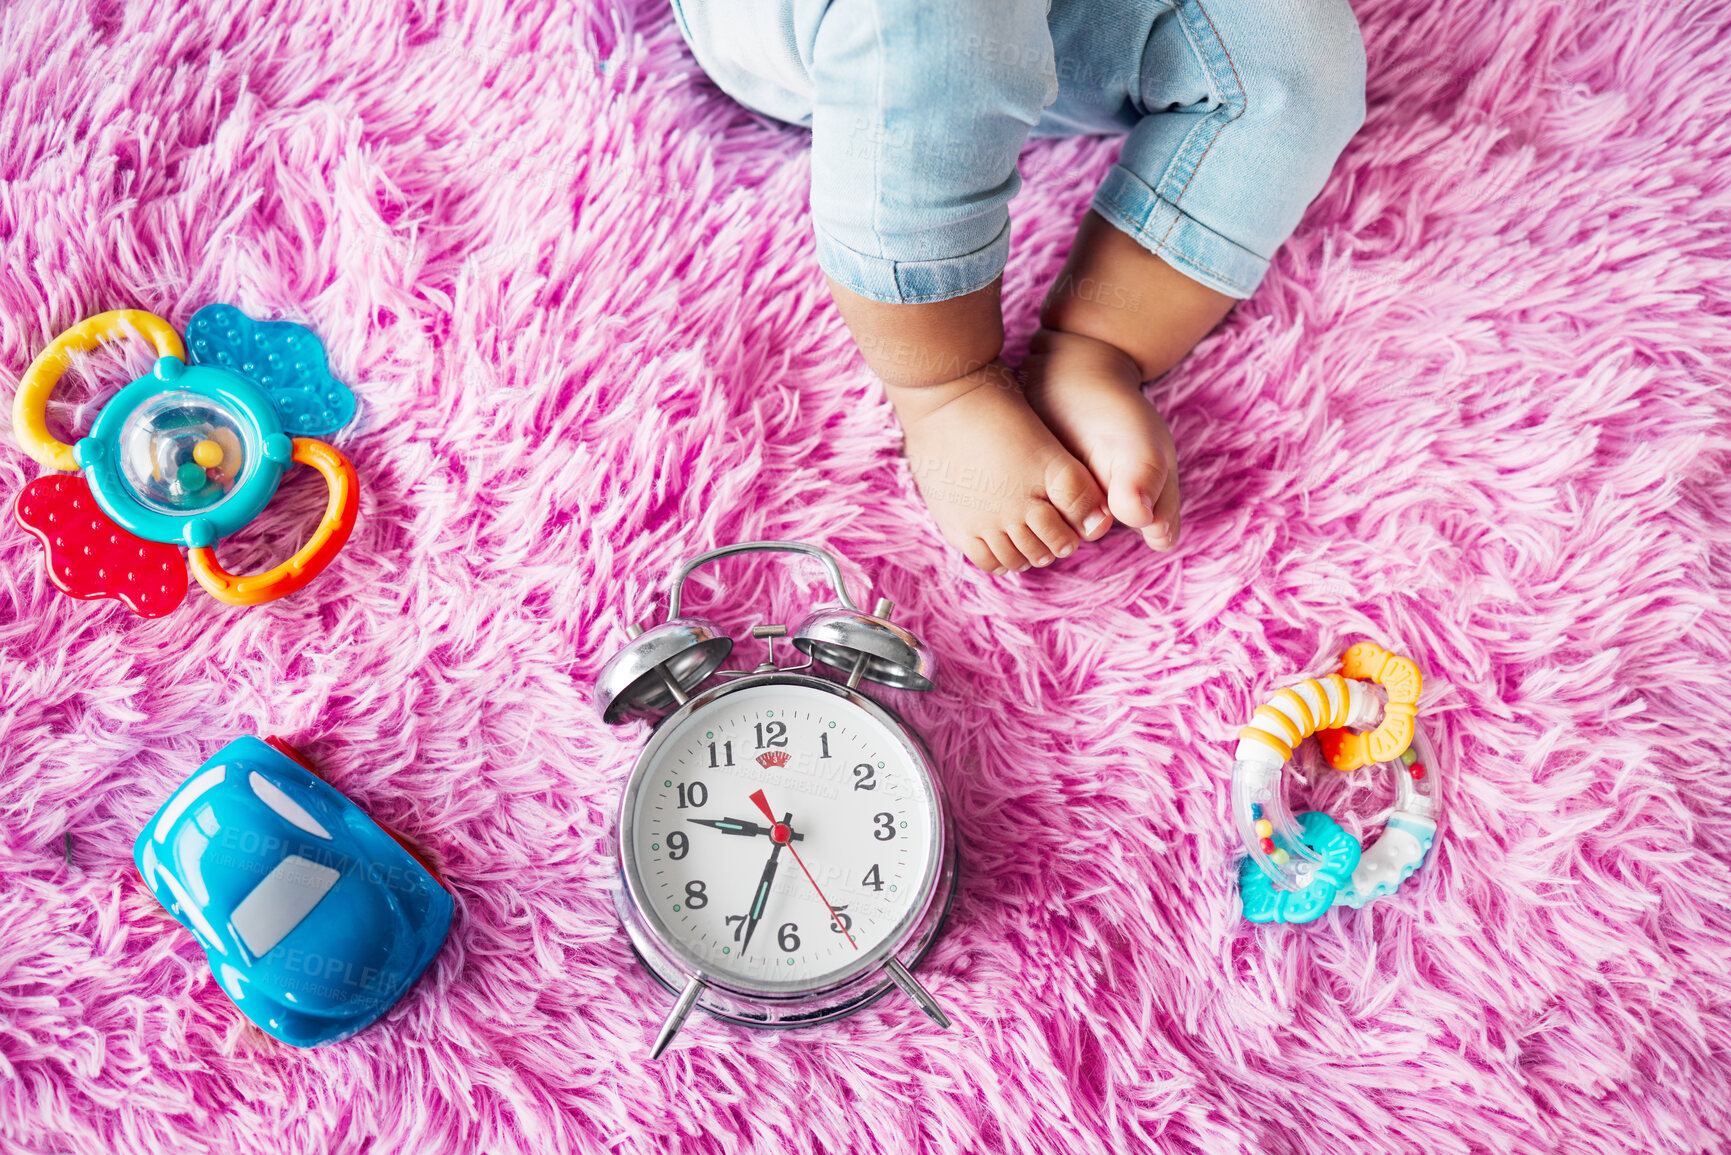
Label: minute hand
xmin=688 ymin=817 xmax=805 ymax=842
xmin=738 ymin=814 xmax=793 ymax=958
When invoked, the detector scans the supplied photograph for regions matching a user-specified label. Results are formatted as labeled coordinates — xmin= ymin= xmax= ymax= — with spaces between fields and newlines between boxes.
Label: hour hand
xmin=687 ymin=817 xmax=803 ymax=841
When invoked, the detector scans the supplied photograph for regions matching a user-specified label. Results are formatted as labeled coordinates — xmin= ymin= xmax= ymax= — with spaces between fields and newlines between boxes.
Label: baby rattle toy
xmin=10 ymin=305 xmax=359 ymax=617
xmin=1231 ymin=642 xmax=1439 ymax=924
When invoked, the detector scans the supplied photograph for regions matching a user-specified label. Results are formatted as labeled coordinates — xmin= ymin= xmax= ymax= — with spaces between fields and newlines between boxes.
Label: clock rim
xmin=616 ymin=671 xmax=947 ymax=998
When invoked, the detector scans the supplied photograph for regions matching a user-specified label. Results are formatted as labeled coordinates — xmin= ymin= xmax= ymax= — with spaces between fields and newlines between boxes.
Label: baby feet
xmin=892 ymin=362 xmax=1113 ymax=574
xmin=1020 ymin=328 xmax=1180 ymax=551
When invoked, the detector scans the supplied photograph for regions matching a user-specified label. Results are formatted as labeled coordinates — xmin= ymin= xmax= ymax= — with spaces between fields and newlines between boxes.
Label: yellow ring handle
xmin=12 ymin=311 xmax=186 ymax=470
xmin=188 ymin=439 xmax=359 ymax=606
xmin=1235 ymin=645 xmax=1424 ymax=771
xmin=1238 ymin=680 xmax=1327 ymax=760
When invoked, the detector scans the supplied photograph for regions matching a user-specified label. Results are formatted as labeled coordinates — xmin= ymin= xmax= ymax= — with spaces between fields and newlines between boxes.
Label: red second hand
xmin=749 ymin=789 xmax=858 ymax=950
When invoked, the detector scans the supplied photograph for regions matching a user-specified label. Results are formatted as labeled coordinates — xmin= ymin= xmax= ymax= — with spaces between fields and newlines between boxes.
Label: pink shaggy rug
xmin=4 ymin=0 xmax=1731 ymax=1151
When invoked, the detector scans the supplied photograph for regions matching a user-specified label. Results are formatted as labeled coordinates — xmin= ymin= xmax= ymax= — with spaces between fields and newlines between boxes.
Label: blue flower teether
xmin=1238 ymin=811 xmax=1360 ymax=924
xmin=185 ymin=304 xmax=356 ymax=437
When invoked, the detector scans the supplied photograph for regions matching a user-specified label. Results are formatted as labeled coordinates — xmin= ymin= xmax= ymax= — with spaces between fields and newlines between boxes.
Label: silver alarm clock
xmin=593 ymin=542 xmax=956 ymax=1057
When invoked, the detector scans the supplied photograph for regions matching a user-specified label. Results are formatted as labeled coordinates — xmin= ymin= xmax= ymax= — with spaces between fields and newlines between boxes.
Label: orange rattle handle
xmin=13 ymin=310 xmax=186 ymax=470
xmin=188 ymin=438 xmax=358 ymax=606
xmin=1317 ymin=643 xmax=1424 ymax=771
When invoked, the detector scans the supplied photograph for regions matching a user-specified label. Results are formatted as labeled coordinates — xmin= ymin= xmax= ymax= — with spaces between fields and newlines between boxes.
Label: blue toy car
xmin=134 ymin=736 xmax=452 ymax=1046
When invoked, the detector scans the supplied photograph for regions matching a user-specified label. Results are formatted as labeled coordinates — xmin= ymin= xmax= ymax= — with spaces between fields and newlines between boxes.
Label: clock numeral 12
xmin=755 ymin=721 xmax=788 ymax=750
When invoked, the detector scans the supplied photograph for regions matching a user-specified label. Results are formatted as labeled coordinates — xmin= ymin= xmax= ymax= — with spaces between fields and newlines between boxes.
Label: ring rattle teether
xmin=10 ymin=305 xmax=359 ymax=617
xmin=1231 ymin=643 xmax=1439 ymax=924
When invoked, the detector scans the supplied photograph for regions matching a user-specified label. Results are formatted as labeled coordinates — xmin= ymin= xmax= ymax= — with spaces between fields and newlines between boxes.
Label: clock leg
xmin=884 ymin=957 xmax=950 ymax=1029
xmin=651 ymin=975 xmax=706 ymax=1059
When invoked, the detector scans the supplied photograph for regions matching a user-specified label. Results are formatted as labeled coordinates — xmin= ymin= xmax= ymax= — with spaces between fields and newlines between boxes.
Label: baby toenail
xmin=1083 ymin=511 xmax=1107 ymax=536
xmin=1033 ymin=555 xmax=1053 ymax=567
xmin=1058 ymin=544 xmax=1075 ymax=557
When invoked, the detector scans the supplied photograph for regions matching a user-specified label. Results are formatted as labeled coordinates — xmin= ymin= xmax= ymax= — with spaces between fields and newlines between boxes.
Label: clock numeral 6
xmin=778 ymin=922 xmax=800 ymax=953
xmin=676 ymin=782 xmax=708 ymax=809
xmin=853 ymin=764 xmax=876 ymax=791
xmin=872 ymin=812 xmax=896 ymax=841
xmin=862 ymin=864 xmax=884 ymax=892
xmin=684 ymin=880 xmax=708 ymax=909
xmin=667 ymin=831 xmax=689 ymax=860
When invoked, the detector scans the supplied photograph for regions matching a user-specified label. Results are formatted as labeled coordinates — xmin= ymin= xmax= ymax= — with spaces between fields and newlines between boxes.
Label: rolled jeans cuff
xmin=814 ymin=217 xmax=1012 ymax=304
xmin=1091 ymin=164 xmax=1269 ymax=300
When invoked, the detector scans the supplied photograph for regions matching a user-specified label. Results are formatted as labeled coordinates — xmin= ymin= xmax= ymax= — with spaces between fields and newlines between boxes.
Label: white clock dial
xmin=622 ymin=681 xmax=940 ymax=991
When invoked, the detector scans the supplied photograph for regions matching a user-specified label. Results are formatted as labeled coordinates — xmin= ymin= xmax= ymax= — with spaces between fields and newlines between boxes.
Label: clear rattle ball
xmin=118 ymin=391 xmax=249 ymax=514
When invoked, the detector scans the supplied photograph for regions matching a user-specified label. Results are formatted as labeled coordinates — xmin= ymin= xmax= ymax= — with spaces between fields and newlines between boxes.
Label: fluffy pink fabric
xmin=3 ymin=0 xmax=1730 ymax=1151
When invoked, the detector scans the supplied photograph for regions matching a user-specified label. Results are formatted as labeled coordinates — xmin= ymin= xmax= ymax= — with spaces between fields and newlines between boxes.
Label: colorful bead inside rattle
xmin=1231 ymin=643 xmax=1440 ymax=924
xmin=117 ymin=392 xmax=249 ymax=514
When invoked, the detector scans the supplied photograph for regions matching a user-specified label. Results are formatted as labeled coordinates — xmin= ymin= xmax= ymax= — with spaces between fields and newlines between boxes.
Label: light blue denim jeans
xmin=670 ymin=0 xmax=1366 ymax=303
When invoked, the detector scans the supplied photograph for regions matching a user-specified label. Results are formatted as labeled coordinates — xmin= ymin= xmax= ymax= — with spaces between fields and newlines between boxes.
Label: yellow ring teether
xmin=187 ymin=439 xmax=359 ymax=606
xmin=12 ymin=310 xmax=186 ymax=471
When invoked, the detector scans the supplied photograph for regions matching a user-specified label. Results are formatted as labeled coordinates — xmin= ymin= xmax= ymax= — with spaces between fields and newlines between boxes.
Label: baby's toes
xmin=1007 ymin=523 xmax=1056 ymax=568
xmin=1104 ymin=453 xmax=1171 ymax=533
xmin=962 ymin=537 xmax=1008 ymax=576
xmin=1025 ymin=502 xmax=1079 ymax=561
xmin=1141 ymin=471 xmax=1181 ymax=551
xmin=1043 ymin=456 xmax=1112 ymax=542
xmin=988 ymin=531 xmax=1034 ymax=574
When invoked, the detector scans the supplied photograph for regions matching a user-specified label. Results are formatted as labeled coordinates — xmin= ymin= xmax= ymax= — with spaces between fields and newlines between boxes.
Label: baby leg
xmin=809 ymin=0 xmax=1113 ymax=573
xmin=1027 ymin=0 xmax=1367 ymax=548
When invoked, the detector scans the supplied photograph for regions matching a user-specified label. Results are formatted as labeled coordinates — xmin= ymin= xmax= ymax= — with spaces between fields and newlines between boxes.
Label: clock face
xmin=621 ymin=679 xmax=941 ymax=993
